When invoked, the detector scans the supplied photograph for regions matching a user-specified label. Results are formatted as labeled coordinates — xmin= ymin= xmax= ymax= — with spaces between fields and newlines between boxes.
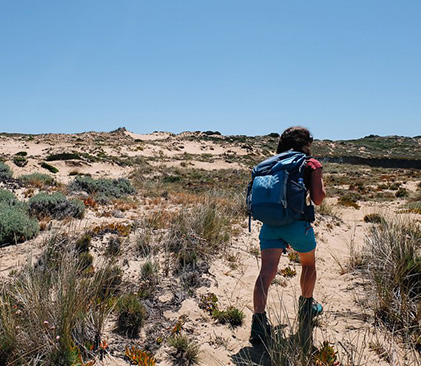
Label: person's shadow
xmin=231 ymin=324 xmax=299 ymax=366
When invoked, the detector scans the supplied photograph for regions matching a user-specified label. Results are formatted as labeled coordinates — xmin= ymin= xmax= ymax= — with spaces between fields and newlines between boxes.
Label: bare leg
xmin=253 ymin=248 xmax=283 ymax=313
xmin=298 ymin=249 xmax=316 ymax=298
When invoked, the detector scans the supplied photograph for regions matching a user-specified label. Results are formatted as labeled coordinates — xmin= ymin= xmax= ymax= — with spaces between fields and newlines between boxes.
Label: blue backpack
xmin=246 ymin=150 xmax=314 ymax=231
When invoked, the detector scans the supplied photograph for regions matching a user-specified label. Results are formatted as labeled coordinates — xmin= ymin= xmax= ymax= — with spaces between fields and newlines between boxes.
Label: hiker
xmin=250 ymin=126 xmax=326 ymax=346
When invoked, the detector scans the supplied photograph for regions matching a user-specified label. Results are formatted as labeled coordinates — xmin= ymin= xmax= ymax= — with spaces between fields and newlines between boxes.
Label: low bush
xmin=69 ymin=176 xmax=136 ymax=203
xmin=0 ymin=188 xmax=18 ymax=206
xmin=0 ymin=203 xmax=39 ymax=245
xmin=125 ymin=346 xmax=156 ymax=365
xmin=0 ymin=162 xmax=12 ymax=180
xmin=19 ymin=173 xmax=55 ymax=187
xmin=13 ymin=155 xmax=27 ymax=167
xmin=168 ymin=334 xmax=200 ymax=365
xmin=363 ymin=213 xmax=385 ymax=224
xmin=395 ymin=188 xmax=409 ymax=198
xmin=40 ymin=162 xmax=59 ymax=173
xmin=116 ymin=293 xmax=146 ymax=338
xmin=74 ymin=234 xmax=91 ymax=253
xmin=46 ymin=152 xmax=81 ymax=161
xmin=29 ymin=192 xmax=85 ymax=220
xmin=338 ymin=193 xmax=361 ymax=209
xmin=212 ymin=306 xmax=245 ymax=327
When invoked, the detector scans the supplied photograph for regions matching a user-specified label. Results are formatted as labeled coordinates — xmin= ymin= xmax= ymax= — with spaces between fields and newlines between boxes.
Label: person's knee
xmin=301 ymin=264 xmax=316 ymax=276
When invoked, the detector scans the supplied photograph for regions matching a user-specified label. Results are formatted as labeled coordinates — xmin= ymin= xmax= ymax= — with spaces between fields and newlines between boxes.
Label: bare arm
xmin=310 ymin=168 xmax=326 ymax=205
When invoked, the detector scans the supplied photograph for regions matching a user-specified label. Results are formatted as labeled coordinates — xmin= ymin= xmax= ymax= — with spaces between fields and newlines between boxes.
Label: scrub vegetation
xmin=0 ymin=130 xmax=420 ymax=364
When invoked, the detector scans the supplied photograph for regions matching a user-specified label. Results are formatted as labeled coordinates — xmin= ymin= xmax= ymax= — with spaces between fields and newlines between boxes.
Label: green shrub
xmin=75 ymin=234 xmax=91 ymax=253
xmin=116 ymin=293 xmax=146 ymax=338
xmin=0 ymin=162 xmax=12 ymax=180
xmin=40 ymin=162 xmax=59 ymax=173
xmin=212 ymin=306 xmax=245 ymax=327
xmin=28 ymin=192 xmax=85 ymax=220
xmin=395 ymin=188 xmax=409 ymax=198
xmin=0 ymin=203 xmax=39 ymax=245
xmin=15 ymin=151 xmax=27 ymax=157
xmin=69 ymin=176 xmax=135 ymax=203
xmin=338 ymin=193 xmax=361 ymax=209
xmin=46 ymin=152 xmax=81 ymax=161
xmin=13 ymin=155 xmax=27 ymax=167
xmin=363 ymin=213 xmax=385 ymax=224
xmin=0 ymin=189 xmax=18 ymax=206
xmin=19 ymin=173 xmax=55 ymax=187
xmin=203 ymin=130 xmax=221 ymax=136
xmin=168 ymin=334 xmax=200 ymax=365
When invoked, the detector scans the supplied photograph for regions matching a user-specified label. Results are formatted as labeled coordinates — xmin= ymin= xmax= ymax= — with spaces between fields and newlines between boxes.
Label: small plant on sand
xmin=316 ymin=201 xmax=340 ymax=220
xmin=212 ymin=306 xmax=245 ymax=327
xmin=337 ymin=193 xmax=360 ymax=209
xmin=69 ymin=175 xmax=135 ymax=203
xmin=363 ymin=213 xmax=385 ymax=224
xmin=40 ymin=161 xmax=59 ymax=173
xmin=167 ymin=334 xmax=200 ymax=365
xmin=28 ymin=192 xmax=85 ymax=220
xmin=287 ymin=249 xmax=301 ymax=263
xmin=198 ymin=292 xmax=245 ymax=327
xmin=279 ymin=266 xmax=297 ymax=278
xmin=75 ymin=234 xmax=91 ymax=253
xmin=0 ymin=188 xmax=18 ymax=206
xmin=198 ymin=293 xmax=219 ymax=314
xmin=313 ymin=341 xmax=340 ymax=366
xmin=13 ymin=154 xmax=28 ymax=167
xmin=0 ymin=161 xmax=12 ymax=180
xmin=125 ymin=346 xmax=157 ymax=366
xmin=116 ymin=293 xmax=146 ymax=338
xmin=0 ymin=193 xmax=39 ymax=245
xmin=19 ymin=172 xmax=55 ymax=187
xmin=46 ymin=152 xmax=81 ymax=161
xmin=91 ymin=222 xmax=132 ymax=237
xmin=395 ymin=187 xmax=409 ymax=197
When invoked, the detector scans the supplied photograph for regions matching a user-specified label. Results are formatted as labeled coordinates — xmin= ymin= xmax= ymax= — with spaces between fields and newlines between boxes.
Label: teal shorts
xmin=259 ymin=221 xmax=316 ymax=253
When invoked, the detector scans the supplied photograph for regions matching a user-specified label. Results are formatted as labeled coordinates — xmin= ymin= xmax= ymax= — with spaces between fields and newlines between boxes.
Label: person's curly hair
xmin=276 ymin=126 xmax=313 ymax=155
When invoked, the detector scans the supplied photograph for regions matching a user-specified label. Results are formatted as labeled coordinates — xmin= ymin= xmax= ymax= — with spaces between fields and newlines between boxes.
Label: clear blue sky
xmin=0 ymin=1 xmax=420 ymax=140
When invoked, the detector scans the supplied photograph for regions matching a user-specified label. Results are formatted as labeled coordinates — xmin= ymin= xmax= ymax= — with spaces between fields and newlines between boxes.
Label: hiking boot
xmin=249 ymin=312 xmax=271 ymax=345
xmin=298 ymin=296 xmax=322 ymax=353
xmin=298 ymin=296 xmax=323 ymax=322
